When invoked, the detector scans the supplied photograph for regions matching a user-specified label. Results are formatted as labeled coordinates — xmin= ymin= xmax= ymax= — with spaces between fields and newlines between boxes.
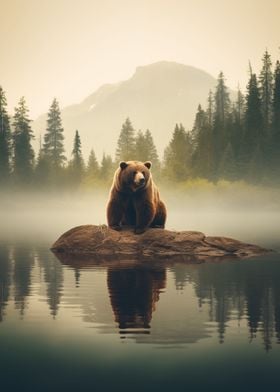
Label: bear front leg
xmin=134 ymin=200 xmax=155 ymax=234
xmin=107 ymin=199 xmax=123 ymax=231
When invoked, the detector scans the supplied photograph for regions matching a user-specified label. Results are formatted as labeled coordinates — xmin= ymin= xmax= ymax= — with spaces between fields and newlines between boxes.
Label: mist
xmin=1 ymin=182 xmax=279 ymax=251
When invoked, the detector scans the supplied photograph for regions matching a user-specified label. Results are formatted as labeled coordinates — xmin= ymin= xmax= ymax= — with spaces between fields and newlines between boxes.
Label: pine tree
xmin=246 ymin=144 xmax=264 ymax=183
xmin=206 ymin=90 xmax=214 ymax=128
xmin=229 ymin=88 xmax=245 ymax=173
xmin=241 ymin=72 xmax=263 ymax=172
xmin=144 ymin=129 xmax=160 ymax=168
xmin=43 ymin=98 xmax=66 ymax=169
xmin=191 ymin=105 xmax=214 ymax=179
xmin=271 ymin=60 xmax=280 ymax=180
xmin=69 ymin=130 xmax=84 ymax=185
xmin=100 ymin=153 xmax=114 ymax=182
xmin=86 ymin=149 xmax=99 ymax=179
xmin=259 ymin=50 xmax=273 ymax=130
xmin=115 ymin=118 xmax=136 ymax=161
xmin=214 ymin=72 xmax=231 ymax=127
xmin=13 ymin=97 xmax=34 ymax=184
xmin=135 ymin=129 xmax=159 ymax=168
xmin=135 ymin=130 xmax=147 ymax=161
xmin=191 ymin=104 xmax=206 ymax=149
xmin=0 ymin=87 xmax=11 ymax=183
xmin=218 ymin=143 xmax=237 ymax=181
xmin=163 ymin=124 xmax=192 ymax=181
xmin=236 ymin=87 xmax=245 ymax=125
xmin=71 ymin=131 xmax=83 ymax=168
xmin=272 ymin=60 xmax=280 ymax=133
xmin=34 ymin=136 xmax=50 ymax=187
xmin=212 ymin=72 xmax=231 ymax=172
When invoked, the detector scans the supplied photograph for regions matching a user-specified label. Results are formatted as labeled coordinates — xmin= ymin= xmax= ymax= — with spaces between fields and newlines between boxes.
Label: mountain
xmin=32 ymin=61 xmax=219 ymax=160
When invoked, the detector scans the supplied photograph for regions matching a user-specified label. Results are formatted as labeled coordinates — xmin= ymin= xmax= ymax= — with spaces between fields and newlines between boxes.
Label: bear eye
xmin=142 ymin=171 xmax=145 ymax=176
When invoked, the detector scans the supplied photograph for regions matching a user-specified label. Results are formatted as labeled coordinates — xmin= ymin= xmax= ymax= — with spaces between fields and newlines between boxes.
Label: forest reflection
xmin=0 ymin=244 xmax=280 ymax=351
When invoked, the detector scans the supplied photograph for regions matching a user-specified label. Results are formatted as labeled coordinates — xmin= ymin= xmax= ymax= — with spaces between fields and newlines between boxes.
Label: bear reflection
xmin=107 ymin=266 xmax=166 ymax=332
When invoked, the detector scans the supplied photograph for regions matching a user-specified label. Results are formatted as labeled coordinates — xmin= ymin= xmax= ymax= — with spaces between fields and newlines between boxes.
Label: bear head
xmin=116 ymin=160 xmax=152 ymax=192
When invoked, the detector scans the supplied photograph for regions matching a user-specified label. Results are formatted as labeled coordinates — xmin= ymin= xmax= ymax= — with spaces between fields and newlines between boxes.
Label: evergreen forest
xmin=0 ymin=51 xmax=279 ymax=191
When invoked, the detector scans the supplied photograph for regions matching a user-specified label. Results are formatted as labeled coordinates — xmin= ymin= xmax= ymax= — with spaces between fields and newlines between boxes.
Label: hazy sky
xmin=1 ymin=0 xmax=279 ymax=118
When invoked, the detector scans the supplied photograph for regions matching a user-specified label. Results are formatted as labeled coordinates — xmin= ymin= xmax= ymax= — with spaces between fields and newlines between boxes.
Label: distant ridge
xmin=32 ymin=61 xmax=219 ymax=160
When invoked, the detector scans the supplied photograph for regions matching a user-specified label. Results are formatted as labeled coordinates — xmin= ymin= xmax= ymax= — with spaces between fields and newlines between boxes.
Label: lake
xmin=0 ymin=190 xmax=280 ymax=391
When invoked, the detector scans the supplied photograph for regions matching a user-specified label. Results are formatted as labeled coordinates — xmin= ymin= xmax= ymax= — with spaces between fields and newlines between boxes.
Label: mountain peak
xmin=33 ymin=62 xmax=218 ymax=160
xmin=134 ymin=61 xmax=209 ymax=76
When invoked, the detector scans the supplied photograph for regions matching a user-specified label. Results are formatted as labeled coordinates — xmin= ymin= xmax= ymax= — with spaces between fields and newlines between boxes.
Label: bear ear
xmin=119 ymin=161 xmax=128 ymax=170
xmin=144 ymin=161 xmax=152 ymax=170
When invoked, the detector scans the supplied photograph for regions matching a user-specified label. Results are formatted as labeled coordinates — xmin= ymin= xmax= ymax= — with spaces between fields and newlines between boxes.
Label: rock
xmin=51 ymin=225 xmax=272 ymax=263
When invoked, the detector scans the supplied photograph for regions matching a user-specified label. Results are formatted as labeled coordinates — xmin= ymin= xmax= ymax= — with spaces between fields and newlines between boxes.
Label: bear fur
xmin=107 ymin=160 xmax=167 ymax=234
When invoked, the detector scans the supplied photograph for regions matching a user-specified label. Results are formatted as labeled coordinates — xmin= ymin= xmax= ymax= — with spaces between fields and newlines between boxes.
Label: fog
xmin=1 ymin=183 xmax=279 ymax=251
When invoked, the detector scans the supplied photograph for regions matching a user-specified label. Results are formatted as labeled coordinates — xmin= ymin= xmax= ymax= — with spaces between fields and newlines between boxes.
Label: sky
xmin=0 ymin=0 xmax=279 ymax=118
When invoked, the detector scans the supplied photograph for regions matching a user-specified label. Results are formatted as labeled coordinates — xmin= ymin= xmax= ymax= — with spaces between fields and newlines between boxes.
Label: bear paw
xmin=110 ymin=225 xmax=122 ymax=231
xmin=134 ymin=227 xmax=146 ymax=235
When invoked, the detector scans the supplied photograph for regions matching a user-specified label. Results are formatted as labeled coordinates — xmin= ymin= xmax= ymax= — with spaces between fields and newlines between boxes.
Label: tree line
xmin=0 ymin=93 xmax=161 ymax=190
xmin=0 ymin=50 xmax=279 ymax=190
xmin=184 ymin=50 xmax=280 ymax=184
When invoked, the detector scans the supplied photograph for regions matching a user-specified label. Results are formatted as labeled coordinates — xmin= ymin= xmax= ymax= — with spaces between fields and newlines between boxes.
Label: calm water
xmin=0 ymin=194 xmax=280 ymax=392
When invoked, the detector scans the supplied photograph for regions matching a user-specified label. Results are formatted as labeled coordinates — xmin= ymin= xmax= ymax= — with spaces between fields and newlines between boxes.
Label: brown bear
xmin=107 ymin=160 xmax=167 ymax=234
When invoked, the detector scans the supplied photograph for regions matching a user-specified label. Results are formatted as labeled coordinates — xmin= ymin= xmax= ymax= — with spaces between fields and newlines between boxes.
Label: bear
xmin=106 ymin=160 xmax=167 ymax=234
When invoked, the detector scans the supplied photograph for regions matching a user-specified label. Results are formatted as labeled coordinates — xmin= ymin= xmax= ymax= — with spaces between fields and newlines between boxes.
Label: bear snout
xmin=134 ymin=171 xmax=145 ymax=186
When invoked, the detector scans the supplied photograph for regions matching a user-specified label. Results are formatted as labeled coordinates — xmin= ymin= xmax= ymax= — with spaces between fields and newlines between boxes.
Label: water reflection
xmin=56 ymin=251 xmax=280 ymax=350
xmin=0 ymin=246 xmax=11 ymax=321
xmin=0 ymin=243 xmax=280 ymax=351
xmin=13 ymin=246 xmax=34 ymax=316
xmin=170 ymin=259 xmax=280 ymax=351
xmin=37 ymin=248 xmax=63 ymax=318
xmin=107 ymin=266 xmax=166 ymax=332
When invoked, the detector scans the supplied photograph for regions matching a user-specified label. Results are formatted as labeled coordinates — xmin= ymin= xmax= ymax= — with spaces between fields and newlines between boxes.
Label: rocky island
xmin=51 ymin=225 xmax=272 ymax=263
